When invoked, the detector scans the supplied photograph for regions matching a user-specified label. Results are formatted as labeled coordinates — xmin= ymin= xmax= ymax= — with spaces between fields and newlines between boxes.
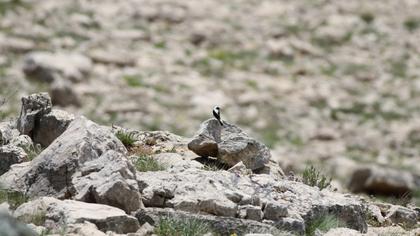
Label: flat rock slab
xmin=135 ymin=207 xmax=286 ymax=236
xmin=137 ymin=169 xmax=367 ymax=234
xmin=14 ymin=197 xmax=139 ymax=234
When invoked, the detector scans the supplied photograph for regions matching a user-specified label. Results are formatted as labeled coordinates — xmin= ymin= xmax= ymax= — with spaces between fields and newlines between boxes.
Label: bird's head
xmin=214 ymin=106 xmax=220 ymax=112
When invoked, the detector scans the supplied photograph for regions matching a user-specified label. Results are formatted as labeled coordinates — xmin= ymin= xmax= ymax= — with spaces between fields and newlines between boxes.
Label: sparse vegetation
xmin=123 ymin=75 xmax=143 ymax=87
xmin=24 ymin=143 xmax=43 ymax=161
xmin=404 ymin=17 xmax=420 ymax=32
xmin=0 ymin=189 xmax=29 ymax=209
xmin=305 ymin=214 xmax=345 ymax=236
xmin=201 ymin=161 xmax=229 ymax=171
xmin=135 ymin=155 xmax=165 ymax=172
xmin=302 ymin=166 xmax=331 ymax=190
xmin=360 ymin=12 xmax=375 ymax=24
xmin=155 ymin=217 xmax=213 ymax=236
xmin=115 ymin=130 xmax=137 ymax=148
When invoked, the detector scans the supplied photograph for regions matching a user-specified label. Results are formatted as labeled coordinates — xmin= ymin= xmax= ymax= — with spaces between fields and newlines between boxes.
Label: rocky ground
xmin=0 ymin=0 xmax=420 ymax=235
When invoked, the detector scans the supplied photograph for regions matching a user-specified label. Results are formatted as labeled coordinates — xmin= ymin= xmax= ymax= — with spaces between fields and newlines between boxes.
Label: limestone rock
xmin=50 ymin=78 xmax=81 ymax=107
xmin=239 ymin=205 xmax=264 ymax=221
xmin=0 ymin=162 xmax=31 ymax=192
xmin=263 ymin=201 xmax=288 ymax=221
xmin=32 ymin=109 xmax=74 ymax=147
xmin=14 ymin=116 xmax=126 ymax=199
xmin=11 ymin=135 xmax=33 ymax=150
xmin=65 ymin=222 xmax=107 ymax=236
xmin=23 ymin=52 xmax=92 ymax=83
xmin=0 ymin=122 xmax=15 ymax=145
xmin=384 ymin=205 xmax=417 ymax=228
xmin=74 ymin=150 xmax=142 ymax=213
xmin=135 ymin=207 xmax=283 ymax=236
xmin=348 ymin=165 xmax=415 ymax=196
xmin=187 ymin=119 xmax=220 ymax=157
xmin=188 ymin=119 xmax=271 ymax=170
xmin=16 ymin=93 xmax=52 ymax=137
xmin=17 ymin=198 xmax=139 ymax=233
xmin=136 ymin=169 xmax=367 ymax=234
xmin=0 ymin=144 xmax=27 ymax=175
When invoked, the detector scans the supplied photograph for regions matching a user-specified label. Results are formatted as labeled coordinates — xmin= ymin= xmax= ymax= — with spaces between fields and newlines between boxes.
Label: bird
xmin=213 ymin=106 xmax=224 ymax=126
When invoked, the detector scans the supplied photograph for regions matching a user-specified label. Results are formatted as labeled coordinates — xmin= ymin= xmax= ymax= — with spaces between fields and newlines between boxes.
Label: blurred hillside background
xmin=0 ymin=0 xmax=420 ymax=204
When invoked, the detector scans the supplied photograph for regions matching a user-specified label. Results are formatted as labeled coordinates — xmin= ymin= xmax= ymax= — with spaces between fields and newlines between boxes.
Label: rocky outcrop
xmin=49 ymin=78 xmax=81 ymax=107
xmin=32 ymin=109 xmax=74 ymax=147
xmin=0 ymin=145 xmax=27 ymax=175
xmin=1 ymin=116 xmax=142 ymax=214
xmin=73 ymin=150 xmax=142 ymax=212
xmin=14 ymin=197 xmax=140 ymax=233
xmin=16 ymin=93 xmax=52 ymax=137
xmin=16 ymin=93 xmax=74 ymax=147
xmin=188 ymin=118 xmax=271 ymax=171
xmin=23 ymin=52 xmax=92 ymax=83
xmin=348 ymin=165 xmax=416 ymax=196
xmin=0 ymin=122 xmax=17 ymax=145
xmin=21 ymin=116 xmax=126 ymax=198
xmin=137 ymin=169 xmax=368 ymax=235
xmin=135 ymin=207 xmax=286 ymax=236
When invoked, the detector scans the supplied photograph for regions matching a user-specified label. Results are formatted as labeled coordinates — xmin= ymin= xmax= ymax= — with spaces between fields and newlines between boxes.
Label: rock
xmin=11 ymin=116 xmax=141 ymax=212
xmin=17 ymin=116 xmax=127 ymax=199
xmin=228 ymin=161 xmax=250 ymax=175
xmin=348 ymin=165 xmax=415 ymax=196
xmin=136 ymin=169 xmax=367 ymax=234
xmin=0 ymin=162 xmax=31 ymax=192
xmin=187 ymin=119 xmax=220 ymax=157
xmin=14 ymin=197 xmax=59 ymax=223
xmin=135 ymin=222 xmax=154 ymax=236
xmin=188 ymin=119 xmax=271 ymax=170
xmin=0 ymin=122 xmax=15 ymax=145
xmin=32 ymin=109 xmax=75 ymax=147
xmin=135 ymin=207 xmax=284 ymax=236
xmin=23 ymin=52 xmax=92 ymax=83
xmin=50 ymin=78 xmax=81 ymax=107
xmin=0 ymin=213 xmax=37 ymax=236
xmin=198 ymin=198 xmax=238 ymax=217
xmin=48 ymin=199 xmax=139 ymax=233
xmin=153 ymin=152 xmax=203 ymax=171
xmin=64 ymin=222 xmax=107 ymax=236
xmin=384 ymin=205 xmax=417 ymax=228
xmin=263 ymin=201 xmax=288 ymax=221
xmin=0 ymin=36 xmax=35 ymax=53
xmin=323 ymin=227 xmax=360 ymax=236
xmin=0 ymin=144 xmax=27 ymax=175
xmin=15 ymin=197 xmax=139 ymax=233
xmin=239 ymin=205 xmax=263 ymax=221
xmin=73 ymin=150 xmax=142 ymax=213
xmin=11 ymin=135 xmax=33 ymax=150
xmin=88 ymin=50 xmax=135 ymax=66
xmin=16 ymin=93 xmax=52 ymax=137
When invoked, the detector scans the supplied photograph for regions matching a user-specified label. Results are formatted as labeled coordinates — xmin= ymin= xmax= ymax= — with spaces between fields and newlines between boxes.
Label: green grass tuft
xmin=135 ymin=155 xmax=165 ymax=172
xmin=306 ymin=214 xmax=345 ymax=236
xmin=302 ymin=166 xmax=331 ymax=190
xmin=360 ymin=12 xmax=375 ymax=24
xmin=123 ymin=75 xmax=144 ymax=87
xmin=404 ymin=17 xmax=420 ymax=32
xmin=155 ymin=217 xmax=212 ymax=236
xmin=201 ymin=162 xmax=229 ymax=171
xmin=0 ymin=189 xmax=29 ymax=209
xmin=115 ymin=130 xmax=137 ymax=148
xmin=24 ymin=143 xmax=43 ymax=161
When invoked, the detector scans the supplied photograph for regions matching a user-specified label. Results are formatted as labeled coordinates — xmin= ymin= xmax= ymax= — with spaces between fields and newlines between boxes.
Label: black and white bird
xmin=213 ymin=106 xmax=223 ymax=126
